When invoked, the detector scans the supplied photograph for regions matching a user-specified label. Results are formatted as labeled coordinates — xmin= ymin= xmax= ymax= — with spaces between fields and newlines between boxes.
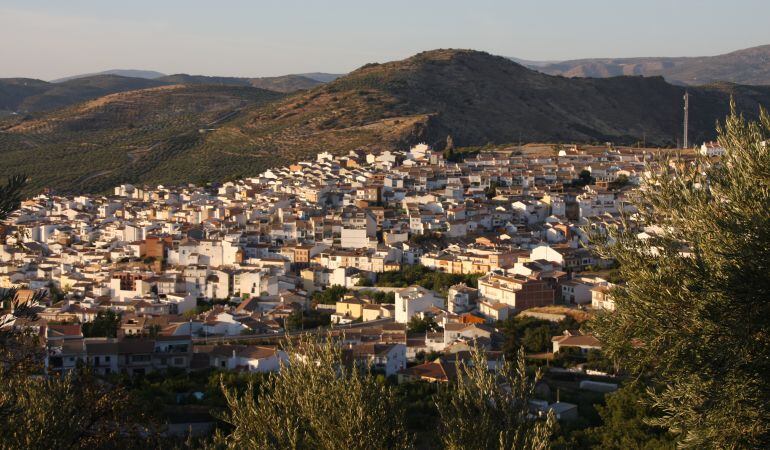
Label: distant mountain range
xmin=43 ymin=44 xmax=770 ymax=88
xmin=515 ymin=44 xmax=770 ymax=85
xmin=297 ymin=73 xmax=344 ymax=83
xmin=5 ymin=43 xmax=769 ymax=117
xmin=507 ymin=57 xmax=560 ymax=68
xmin=0 ymin=71 xmax=343 ymax=115
xmin=50 ymin=69 xmax=343 ymax=85
xmin=2 ymin=48 xmax=769 ymax=194
xmin=50 ymin=69 xmax=167 ymax=83
xmin=0 ymin=75 xmax=168 ymax=115
xmin=155 ymin=74 xmax=325 ymax=93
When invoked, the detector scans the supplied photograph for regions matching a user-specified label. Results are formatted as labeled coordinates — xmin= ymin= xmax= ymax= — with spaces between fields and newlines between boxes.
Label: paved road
xmin=192 ymin=317 xmax=394 ymax=344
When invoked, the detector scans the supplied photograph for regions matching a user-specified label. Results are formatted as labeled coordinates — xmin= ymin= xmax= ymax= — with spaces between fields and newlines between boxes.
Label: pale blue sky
xmin=2 ymin=0 xmax=769 ymax=80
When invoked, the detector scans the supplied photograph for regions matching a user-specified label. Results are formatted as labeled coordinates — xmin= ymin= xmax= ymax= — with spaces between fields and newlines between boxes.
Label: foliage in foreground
xmin=591 ymin=104 xmax=770 ymax=448
xmin=552 ymin=382 xmax=676 ymax=450
xmin=1 ymin=369 xmax=157 ymax=449
xmin=584 ymin=383 xmax=676 ymax=450
xmin=1 ymin=175 xmax=162 ymax=449
xmin=215 ymin=335 xmax=412 ymax=450
xmin=0 ymin=175 xmax=27 ymax=221
xmin=436 ymin=347 xmax=554 ymax=450
xmin=0 ymin=292 xmax=158 ymax=449
xmin=214 ymin=340 xmax=554 ymax=450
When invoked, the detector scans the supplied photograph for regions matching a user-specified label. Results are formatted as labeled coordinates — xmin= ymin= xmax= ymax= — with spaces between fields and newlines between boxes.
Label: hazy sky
xmin=2 ymin=0 xmax=769 ymax=80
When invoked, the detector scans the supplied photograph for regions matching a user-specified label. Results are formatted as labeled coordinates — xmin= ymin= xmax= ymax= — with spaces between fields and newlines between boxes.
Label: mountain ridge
xmin=2 ymin=48 xmax=769 ymax=194
xmin=523 ymin=44 xmax=770 ymax=85
xmin=50 ymin=69 xmax=167 ymax=83
xmin=156 ymin=74 xmax=324 ymax=93
xmin=0 ymin=75 xmax=170 ymax=114
xmin=0 ymin=72 xmax=333 ymax=115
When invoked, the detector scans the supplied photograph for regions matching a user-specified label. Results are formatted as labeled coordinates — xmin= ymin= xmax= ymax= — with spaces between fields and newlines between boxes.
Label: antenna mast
xmin=683 ymin=91 xmax=690 ymax=149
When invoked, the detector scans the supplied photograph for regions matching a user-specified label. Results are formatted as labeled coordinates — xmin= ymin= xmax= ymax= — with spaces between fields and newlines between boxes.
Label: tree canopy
xmin=375 ymin=264 xmax=481 ymax=295
xmin=0 ymin=175 xmax=160 ymax=449
xmin=81 ymin=310 xmax=121 ymax=338
xmin=436 ymin=347 xmax=554 ymax=450
xmin=407 ymin=315 xmax=441 ymax=333
xmin=591 ymin=104 xmax=770 ymax=448
xmin=215 ymin=335 xmax=412 ymax=449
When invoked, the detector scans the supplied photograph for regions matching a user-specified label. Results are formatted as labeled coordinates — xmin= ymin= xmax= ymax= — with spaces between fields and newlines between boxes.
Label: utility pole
xmin=683 ymin=91 xmax=690 ymax=149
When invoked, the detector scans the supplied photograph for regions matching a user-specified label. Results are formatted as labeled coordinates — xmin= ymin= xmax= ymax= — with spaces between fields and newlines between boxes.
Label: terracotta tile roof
xmin=400 ymin=359 xmax=456 ymax=382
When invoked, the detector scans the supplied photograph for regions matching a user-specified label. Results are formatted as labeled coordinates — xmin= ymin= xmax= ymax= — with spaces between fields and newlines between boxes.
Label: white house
xmin=207 ymin=345 xmax=287 ymax=372
xmin=395 ymin=285 xmax=444 ymax=323
xmin=348 ymin=343 xmax=407 ymax=376
xmin=552 ymin=331 xmax=602 ymax=354
xmin=591 ymin=284 xmax=615 ymax=311
xmin=109 ymin=275 xmax=153 ymax=301
xmin=160 ymin=292 xmax=196 ymax=315
xmin=202 ymin=311 xmax=247 ymax=336
xmin=700 ymin=141 xmax=725 ymax=157
xmin=560 ymin=279 xmax=595 ymax=305
xmin=447 ymin=284 xmax=479 ymax=314
xmin=478 ymin=300 xmax=510 ymax=322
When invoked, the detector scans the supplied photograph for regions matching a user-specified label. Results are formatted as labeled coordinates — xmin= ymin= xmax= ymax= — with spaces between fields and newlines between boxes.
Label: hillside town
xmin=1 ymin=142 xmax=695 ymax=425
xmin=5 ymin=0 xmax=770 ymax=444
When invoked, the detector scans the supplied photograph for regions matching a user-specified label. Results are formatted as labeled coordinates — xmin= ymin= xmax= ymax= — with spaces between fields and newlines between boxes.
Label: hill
xmin=248 ymin=75 xmax=324 ymax=92
xmin=0 ymin=84 xmax=283 ymax=193
xmin=218 ymin=49 xmax=770 ymax=154
xmin=0 ymin=75 xmax=169 ymax=114
xmin=50 ymin=69 xmax=166 ymax=83
xmin=2 ymin=49 xmax=770 ymax=194
xmin=157 ymin=74 xmax=323 ymax=93
xmin=298 ymin=73 xmax=345 ymax=83
xmin=529 ymin=44 xmax=770 ymax=85
xmin=0 ymin=72 xmax=322 ymax=116
xmin=0 ymin=78 xmax=51 ymax=115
